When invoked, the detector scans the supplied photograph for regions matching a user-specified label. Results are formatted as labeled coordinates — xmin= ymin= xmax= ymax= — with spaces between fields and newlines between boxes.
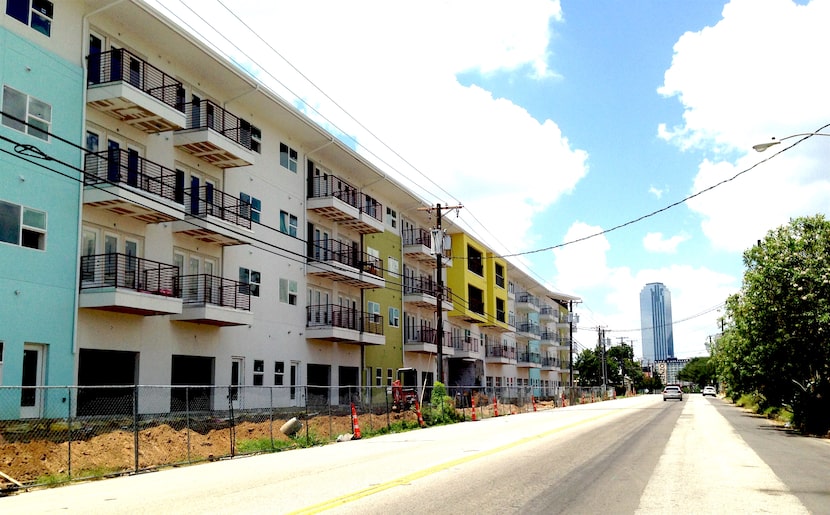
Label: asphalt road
xmin=1 ymin=394 xmax=827 ymax=514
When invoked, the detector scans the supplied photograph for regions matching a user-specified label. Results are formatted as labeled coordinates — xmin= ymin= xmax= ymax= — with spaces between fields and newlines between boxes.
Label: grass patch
xmin=37 ymin=465 xmax=125 ymax=487
xmin=362 ymin=419 xmax=421 ymax=437
xmin=236 ymin=430 xmax=325 ymax=454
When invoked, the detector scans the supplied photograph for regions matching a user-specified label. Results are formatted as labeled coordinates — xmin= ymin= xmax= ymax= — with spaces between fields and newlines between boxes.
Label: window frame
xmin=0 ymin=199 xmax=46 ymax=250
xmin=388 ymin=306 xmax=400 ymax=328
xmin=6 ymin=0 xmax=53 ymax=37
xmin=239 ymin=267 xmax=260 ymax=297
xmin=239 ymin=192 xmax=261 ymax=224
xmin=279 ymin=210 xmax=298 ymax=237
xmin=279 ymin=277 xmax=298 ymax=305
xmin=279 ymin=142 xmax=298 ymax=172
xmin=2 ymin=85 xmax=51 ymax=141
xmin=274 ymin=361 xmax=284 ymax=385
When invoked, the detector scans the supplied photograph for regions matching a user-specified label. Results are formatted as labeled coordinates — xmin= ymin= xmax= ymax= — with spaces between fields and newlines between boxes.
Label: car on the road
xmin=662 ymin=385 xmax=683 ymax=401
xmin=702 ymin=386 xmax=717 ymax=397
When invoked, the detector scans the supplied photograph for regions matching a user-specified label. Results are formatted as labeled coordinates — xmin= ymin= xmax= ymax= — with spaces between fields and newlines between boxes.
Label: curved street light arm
xmin=753 ymin=131 xmax=830 ymax=152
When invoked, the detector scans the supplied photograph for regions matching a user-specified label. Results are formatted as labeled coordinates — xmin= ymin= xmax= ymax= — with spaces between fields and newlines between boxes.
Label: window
xmin=239 ymin=267 xmax=260 ymax=297
xmin=280 ymin=142 xmax=298 ymax=172
xmin=253 ymin=360 xmax=264 ymax=386
xmin=2 ymin=86 xmax=51 ymax=140
xmin=368 ymin=301 xmax=380 ymax=322
xmin=279 ymin=278 xmax=298 ymax=305
xmin=386 ymin=368 xmax=393 ymax=387
xmin=274 ymin=361 xmax=284 ymax=385
xmin=279 ymin=211 xmax=298 ymax=237
xmin=250 ymin=125 xmax=261 ymax=153
xmin=6 ymin=0 xmax=53 ymax=36
xmin=467 ymin=245 xmax=483 ymax=275
xmin=387 ymin=257 xmax=399 ymax=278
xmin=388 ymin=307 xmax=400 ymax=327
xmin=375 ymin=368 xmax=382 ymax=387
xmin=239 ymin=193 xmax=261 ymax=223
xmin=495 ymin=263 xmax=505 ymax=288
xmin=0 ymin=200 xmax=46 ymax=250
xmin=0 ymin=341 xmax=4 ymax=363
xmin=386 ymin=207 xmax=397 ymax=229
xmin=496 ymin=298 xmax=506 ymax=323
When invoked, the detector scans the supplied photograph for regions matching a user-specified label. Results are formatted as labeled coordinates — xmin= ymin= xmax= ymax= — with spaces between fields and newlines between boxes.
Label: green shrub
xmin=422 ymin=382 xmax=463 ymax=426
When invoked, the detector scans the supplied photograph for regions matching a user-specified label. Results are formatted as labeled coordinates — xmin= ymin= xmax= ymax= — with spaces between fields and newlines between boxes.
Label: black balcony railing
xmin=404 ymin=327 xmax=452 ymax=347
xmin=184 ymin=99 xmax=254 ymax=150
xmin=84 ymin=149 xmax=183 ymax=204
xmin=540 ymin=331 xmax=559 ymax=343
xmin=80 ymin=253 xmax=179 ymax=297
xmin=453 ymin=336 xmax=479 ymax=352
xmin=517 ymin=321 xmax=541 ymax=337
xmin=518 ymin=352 xmax=542 ymax=364
xmin=309 ymin=239 xmax=383 ymax=278
xmin=404 ymin=276 xmax=451 ymax=300
xmin=307 ymin=174 xmax=382 ymax=222
xmin=486 ymin=345 xmax=517 ymax=359
xmin=517 ymin=292 xmax=540 ymax=308
xmin=540 ymin=305 xmax=557 ymax=318
xmin=185 ymin=185 xmax=252 ymax=229
xmin=306 ymin=304 xmax=384 ymax=336
xmin=87 ymin=48 xmax=185 ymax=113
xmin=178 ymin=274 xmax=250 ymax=310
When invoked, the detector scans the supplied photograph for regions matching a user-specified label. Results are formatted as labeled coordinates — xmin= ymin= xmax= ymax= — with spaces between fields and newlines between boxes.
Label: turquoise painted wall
xmin=0 ymin=29 xmax=84 ymax=418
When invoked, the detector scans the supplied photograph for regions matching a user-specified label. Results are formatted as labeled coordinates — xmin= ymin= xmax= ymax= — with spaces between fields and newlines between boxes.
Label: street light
xmin=752 ymin=132 xmax=830 ymax=152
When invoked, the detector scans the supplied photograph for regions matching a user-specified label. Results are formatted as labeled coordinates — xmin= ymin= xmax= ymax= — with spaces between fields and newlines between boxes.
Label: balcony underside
xmin=79 ymin=288 xmax=182 ymax=316
xmin=515 ymin=301 xmax=540 ymax=313
xmin=305 ymin=327 xmax=384 ymax=345
xmin=485 ymin=356 xmax=512 ymax=365
xmin=84 ymin=185 xmax=183 ymax=224
xmin=174 ymin=129 xmax=255 ymax=168
xmin=172 ymin=217 xmax=254 ymax=246
xmin=87 ymin=83 xmax=185 ymax=133
xmin=404 ymin=342 xmax=438 ymax=354
xmin=307 ymin=261 xmax=385 ymax=289
xmin=450 ymin=349 xmax=478 ymax=360
xmin=517 ymin=362 xmax=541 ymax=369
xmin=307 ymin=198 xmax=382 ymax=234
xmin=403 ymin=293 xmax=452 ymax=311
xmin=170 ymin=304 xmax=253 ymax=326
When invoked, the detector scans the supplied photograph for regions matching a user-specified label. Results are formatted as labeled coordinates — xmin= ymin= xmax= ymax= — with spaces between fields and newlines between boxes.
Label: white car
xmin=702 ymin=386 xmax=717 ymax=397
xmin=662 ymin=385 xmax=683 ymax=401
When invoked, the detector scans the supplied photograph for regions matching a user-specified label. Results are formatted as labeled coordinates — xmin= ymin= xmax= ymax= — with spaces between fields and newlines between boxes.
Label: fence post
xmin=228 ymin=386 xmax=236 ymax=457
xmin=186 ymin=387 xmax=191 ymax=463
xmin=133 ymin=385 xmax=139 ymax=473
xmin=67 ymin=386 xmax=73 ymax=480
xmin=269 ymin=387 xmax=275 ymax=451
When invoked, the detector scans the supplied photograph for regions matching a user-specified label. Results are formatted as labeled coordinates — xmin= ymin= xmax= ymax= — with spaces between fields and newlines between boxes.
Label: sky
xmin=148 ymin=0 xmax=830 ymax=360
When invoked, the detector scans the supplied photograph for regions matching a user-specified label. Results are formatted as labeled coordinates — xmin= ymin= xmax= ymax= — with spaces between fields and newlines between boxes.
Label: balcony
xmin=404 ymin=327 xmax=453 ymax=355
xmin=516 ymin=320 xmax=541 ymax=341
xmin=306 ymin=174 xmax=383 ymax=233
xmin=403 ymin=276 xmax=452 ymax=311
xmin=539 ymin=331 xmax=559 ymax=349
xmin=541 ymin=356 xmax=561 ymax=371
xmin=83 ymin=149 xmax=184 ymax=223
xmin=174 ymin=99 xmax=256 ymax=168
xmin=539 ymin=305 xmax=558 ymax=323
xmin=451 ymin=335 xmax=480 ymax=359
xmin=171 ymin=186 xmax=254 ymax=245
xmin=79 ymin=253 xmax=181 ymax=316
xmin=485 ymin=345 xmax=516 ymax=365
xmin=307 ymin=238 xmax=384 ymax=289
xmin=306 ymin=304 xmax=384 ymax=345
xmin=515 ymin=292 xmax=541 ymax=313
xmin=87 ymin=49 xmax=186 ymax=133
xmin=517 ymin=351 xmax=542 ymax=369
xmin=170 ymin=274 xmax=252 ymax=326
xmin=402 ymin=228 xmax=451 ymax=267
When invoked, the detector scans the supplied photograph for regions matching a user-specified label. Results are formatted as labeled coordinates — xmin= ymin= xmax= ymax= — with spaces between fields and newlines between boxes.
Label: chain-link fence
xmin=0 ymin=384 xmax=617 ymax=491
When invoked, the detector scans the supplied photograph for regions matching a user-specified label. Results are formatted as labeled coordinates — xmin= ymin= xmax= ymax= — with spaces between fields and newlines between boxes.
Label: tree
xmin=575 ymin=343 xmax=643 ymax=391
xmin=713 ymin=215 xmax=830 ymax=434
xmin=574 ymin=348 xmax=602 ymax=386
xmin=677 ymin=357 xmax=716 ymax=388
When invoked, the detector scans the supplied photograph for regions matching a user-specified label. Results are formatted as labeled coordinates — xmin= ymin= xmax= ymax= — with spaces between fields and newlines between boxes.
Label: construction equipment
xmin=391 ymin=368 xmax=418 ymax=412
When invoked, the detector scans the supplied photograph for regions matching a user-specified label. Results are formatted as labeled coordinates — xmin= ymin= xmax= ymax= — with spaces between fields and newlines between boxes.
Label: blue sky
xmin=151 ymin=0 xmax=830 ymax=359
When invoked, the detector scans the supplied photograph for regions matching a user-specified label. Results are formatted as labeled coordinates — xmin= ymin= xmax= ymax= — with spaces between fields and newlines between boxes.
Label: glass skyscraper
xmin=640 ymin=282 xmax=674 ymax=362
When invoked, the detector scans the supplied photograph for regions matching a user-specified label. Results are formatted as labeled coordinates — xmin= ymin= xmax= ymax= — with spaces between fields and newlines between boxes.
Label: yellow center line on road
xmin=288 ymin=409 xmax=618 ymax=514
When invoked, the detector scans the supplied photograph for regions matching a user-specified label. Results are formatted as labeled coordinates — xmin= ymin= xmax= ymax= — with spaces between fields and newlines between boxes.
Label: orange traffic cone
xmin=471 ymin=395 xmax=477 ymax=421
xmin=493 ymin=396 xmax=499 ymax=417
xmin=350 ymin=402 xmax=361 ymax=439
xmin=415 ymin=400 xmax=426 ymax=427
xmin=531 ymin=395 xmax=537 ymax=412
xmin=562 ymin=392 xmax=567 ymax=407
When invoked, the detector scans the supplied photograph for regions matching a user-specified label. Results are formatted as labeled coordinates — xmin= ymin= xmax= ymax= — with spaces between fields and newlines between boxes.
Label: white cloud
xmin=648 ymin=186 xmax=664 ymax=199
xmin=643 ymin=232 xmax=690 ymax=254
xmin=658 ymin=0 xmax=830 ymax=252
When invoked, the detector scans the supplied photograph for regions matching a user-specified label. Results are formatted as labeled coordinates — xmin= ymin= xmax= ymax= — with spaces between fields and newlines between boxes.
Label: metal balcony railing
xmin=517 ymin=321 xmax=541 ymax=337
xmin=540 ymin=331 xmax=559 ymax=343
xmin=87 ymin=48 xmax=185 ymax=113
xmin=402 ymin=227 xmax=452 ymax=259
xmin=452 ymin=336 xmax=479 ymax=352
xmin=405 ymin=327 xmax=452 ymax=347
xmin=307 ymin=174 xmax=382 ymax=222
xmin=185 ymin=185 xmax=252 ymax=229
xmin=540 ymin=305 xmax=557 ymax=317
xmin=177 ymin=274 xmax=250 ymax=310
xmin=306 ymin=304 xmax=384 ymax=335
xmin=80 ymin=253 xmax=179 ymax=297
xmin=84 ymin=149 xmax=182 ymax=204
xmin=184 ymin=99 xmax=254 ymax=150
xmin=309 ymin=239 xmax=383 ymax=278
xmin=486 ymin=345 xmax=517 ymax=359
xmin=518 ymin=352 xmax=542 ymax=364
xmin=404 ymin=276 xmax=451 ymax=300
xmin=517 ymin=292 xmax=541 ymax=308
